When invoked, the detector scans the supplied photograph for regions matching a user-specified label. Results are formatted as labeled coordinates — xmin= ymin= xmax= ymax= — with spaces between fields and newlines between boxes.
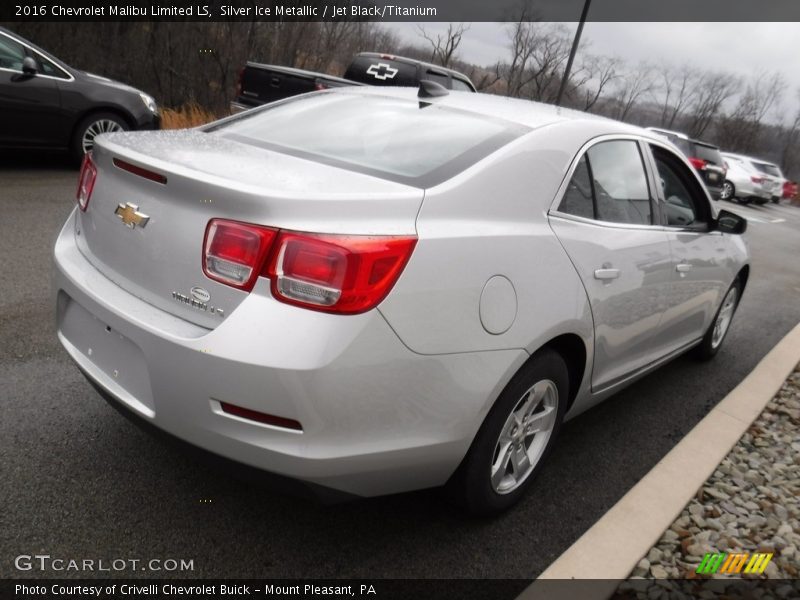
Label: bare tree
xmin=523 ymin=24 xmax=571 ymax=103
xmin=685 ymin=71 xmax=737 ymax=139
xmin=416 ymin=23 xmax=470 ymax=68
xmin=717 ymin=72 xmax=786 ymax=151
xmin=501 ymin=17 xmax=538 ymax=97
xmin=574 ymin=54 xmax=620 ymax=112
xmin=656 ymin=64 xmax=698 ymax=129
xmin=612 ymin=63 xmax=655 ymax=122
xmin=779 ymin=89 xmax=800 ymax=173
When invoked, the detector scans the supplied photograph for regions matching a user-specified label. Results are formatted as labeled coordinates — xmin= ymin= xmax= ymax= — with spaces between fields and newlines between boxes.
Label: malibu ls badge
xmin=172 ymin=286 xmax=224 ymax=317
xmin=115 ymin=202 xmax=150 ymax=229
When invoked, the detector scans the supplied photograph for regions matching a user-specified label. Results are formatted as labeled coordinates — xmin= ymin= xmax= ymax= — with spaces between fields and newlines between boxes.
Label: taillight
xmin=76 ymin=153 xmax=97 ymax=212
xmin=266 ymin=232 xmax=417 ymax=314
xmin=688 ymin=157 xmax=707 ymax=170
xmin=751 ymin=176 xmax=764 ymax=184
xmin=202 ymin=220 xmax=277 ymax=291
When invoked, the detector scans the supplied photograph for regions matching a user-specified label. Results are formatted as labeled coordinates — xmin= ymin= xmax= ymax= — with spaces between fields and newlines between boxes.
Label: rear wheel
xmin=71 ymin=112 xmax=128 ymax=163
xmin=772 ymin=196 xmax=780 ymax=204
xmin=720 ymin=181 xmax=735 ymax=201
xmin=695 ymin=279 xmax=741 ymax=361
xmin=447 ymin=349 xmax=568 ymax=515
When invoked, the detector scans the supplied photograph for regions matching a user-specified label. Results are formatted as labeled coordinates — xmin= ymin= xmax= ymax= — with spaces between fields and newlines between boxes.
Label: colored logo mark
xmin=696 ymin=552 xmax=773 ymax=575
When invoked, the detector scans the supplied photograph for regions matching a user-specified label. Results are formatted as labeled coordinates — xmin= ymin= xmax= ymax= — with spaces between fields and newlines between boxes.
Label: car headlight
xmin=139 ymin=92 xmax=158 ymax=114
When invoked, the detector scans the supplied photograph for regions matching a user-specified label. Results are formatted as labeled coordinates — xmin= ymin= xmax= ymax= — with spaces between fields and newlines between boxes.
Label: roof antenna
xmin=418 ymin=80 xmax=449 ymax=99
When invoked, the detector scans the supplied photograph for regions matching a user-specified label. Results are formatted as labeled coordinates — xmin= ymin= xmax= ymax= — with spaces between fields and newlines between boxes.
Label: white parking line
xmin=719 ymin=203 xmax=789 ymax=224
xmin=519 ymin=321 xmax=800 ymax=599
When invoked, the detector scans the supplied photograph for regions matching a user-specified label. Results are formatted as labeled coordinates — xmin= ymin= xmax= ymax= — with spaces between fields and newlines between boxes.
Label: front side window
xmin=38 ymin=55 xmax=70 ymax=79
xmin=558 ymin=140 xmax=652 ymax=225
xmin=652 ymin=146 xmax=709 ymax=228
xmin=0 ymin=34 xmax=25 ymax=72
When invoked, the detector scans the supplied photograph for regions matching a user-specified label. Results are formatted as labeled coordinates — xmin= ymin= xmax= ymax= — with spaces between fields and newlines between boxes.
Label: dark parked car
xmin=0 ymin=26 xmax=160 ymax=162
xmin=231 ymin=52 xmax=476 ymax=113
xmin=646 ymin=128 xmax=726 ymax=200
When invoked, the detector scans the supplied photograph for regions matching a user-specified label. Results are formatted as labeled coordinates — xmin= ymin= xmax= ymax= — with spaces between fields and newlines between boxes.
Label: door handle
xmin=676 ymin=263 xmax=693 ymax=273
xmin=594 ymin=268 xmax=620 ymax=281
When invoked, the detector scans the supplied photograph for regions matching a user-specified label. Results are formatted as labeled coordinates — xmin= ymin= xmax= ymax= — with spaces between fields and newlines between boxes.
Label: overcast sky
xmin=385 ymin=22 xmax=800 ymax=120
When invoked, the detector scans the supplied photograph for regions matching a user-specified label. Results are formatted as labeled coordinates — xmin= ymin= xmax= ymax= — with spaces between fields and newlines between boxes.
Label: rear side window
xmin=691 ymin=143 xmax=723 ymax=166
xmin=344 ymin=57 xmax=418 ymax=87
xmin=754 ymin=162 xmax=781 ymax=177
xmin=451 ymin=78 xmax=474 ymax=92
xmin=210 ymin=93 xmax=529 ymax=187
xmin=425 ymin=70 xmax=450 ymax=88
xmin=559 ymin=156 xmax=594 ymax=219
xmin=559 ymin=140 xmax=652 ymax=225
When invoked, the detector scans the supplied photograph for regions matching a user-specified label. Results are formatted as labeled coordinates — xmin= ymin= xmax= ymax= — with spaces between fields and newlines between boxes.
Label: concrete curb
xmin=519 ymin=321 xmax=800 ymax=600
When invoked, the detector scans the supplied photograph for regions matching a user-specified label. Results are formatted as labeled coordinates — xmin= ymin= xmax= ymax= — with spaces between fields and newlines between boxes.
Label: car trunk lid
xmin=75 ymin=130 xmax=423 ymax=329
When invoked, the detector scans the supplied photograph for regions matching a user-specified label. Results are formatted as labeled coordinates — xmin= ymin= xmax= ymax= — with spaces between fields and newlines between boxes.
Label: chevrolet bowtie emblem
xmin=114 ymin=202 xmax=150 ymax=229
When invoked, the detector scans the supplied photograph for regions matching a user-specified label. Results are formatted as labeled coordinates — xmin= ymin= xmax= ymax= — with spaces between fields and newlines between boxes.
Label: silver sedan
xmin=54 ymin=86 xmax=749 ymax=514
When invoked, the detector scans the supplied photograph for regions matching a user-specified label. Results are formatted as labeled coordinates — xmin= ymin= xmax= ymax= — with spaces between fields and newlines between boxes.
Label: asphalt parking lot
xmin=2 ymin=157 xmax=800 ymax=580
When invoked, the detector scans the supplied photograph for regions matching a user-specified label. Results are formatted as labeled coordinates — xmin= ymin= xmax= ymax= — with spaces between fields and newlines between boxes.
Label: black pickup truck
xmin=231 ymin=52 xmax=477 ymax=112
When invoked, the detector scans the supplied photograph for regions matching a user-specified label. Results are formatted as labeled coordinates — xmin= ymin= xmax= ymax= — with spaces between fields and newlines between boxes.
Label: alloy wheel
xmin=81 ymin=119 xmax=123 ymax=154
xmin=711 ymin=287 xmax=738 ymax=349
xmin=720 ymin=182 xmax=734 ymax=201
xmin=490 ymin=379 xmax=558 ymax=494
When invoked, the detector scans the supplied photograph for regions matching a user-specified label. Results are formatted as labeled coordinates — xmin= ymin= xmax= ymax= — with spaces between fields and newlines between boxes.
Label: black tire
xmin=720 ymin=181 xmax=735 ymax=202
xmin=71 ymin=112 xmax=128 ymax=164
xmin=772 ymin=196 xmax=780 ymax=204
xmin=694 ymin=278 xmax=741 ymax=361
xmin=446 ymin=348 xmax=569 ymax=516
xmin=737 ymin=196 xmax=751 ymax=205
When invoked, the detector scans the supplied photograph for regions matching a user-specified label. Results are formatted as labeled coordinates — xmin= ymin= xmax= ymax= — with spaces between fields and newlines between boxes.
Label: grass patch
xmin=160 ymin=103 xmax=222 ymax=129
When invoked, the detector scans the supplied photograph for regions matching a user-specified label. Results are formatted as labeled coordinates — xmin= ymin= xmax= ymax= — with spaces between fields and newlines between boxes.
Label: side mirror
xmin=714 ymin=209 xmax=747 ymax=235
xmin=22 ymin=56 xmax=38 ymax=75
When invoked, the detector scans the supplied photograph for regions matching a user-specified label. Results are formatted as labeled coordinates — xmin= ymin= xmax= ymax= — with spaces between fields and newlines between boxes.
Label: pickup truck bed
xmin=231 ymin=53 xmax=476 ymax=113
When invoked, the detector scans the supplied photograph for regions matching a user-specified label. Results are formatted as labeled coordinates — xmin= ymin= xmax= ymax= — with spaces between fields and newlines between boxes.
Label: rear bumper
xmin=706 ymin=184 xmax=723 ymax=199
xmin=53 ymin=209 xmax=524 ymax=497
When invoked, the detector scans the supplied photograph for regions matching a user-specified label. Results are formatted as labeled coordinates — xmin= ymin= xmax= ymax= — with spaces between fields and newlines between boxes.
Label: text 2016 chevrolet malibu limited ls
xmin=54 ymin=85 xmax=749 ymax=514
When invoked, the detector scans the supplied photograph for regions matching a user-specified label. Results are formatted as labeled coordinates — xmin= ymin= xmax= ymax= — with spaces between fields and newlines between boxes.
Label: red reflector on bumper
xmin=220 ymin=402 xmax=302 ymax=431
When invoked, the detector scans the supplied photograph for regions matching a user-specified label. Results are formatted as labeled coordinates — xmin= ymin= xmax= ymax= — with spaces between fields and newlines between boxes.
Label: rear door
xmin=548 ymin=138 xmax=674 ymax=391
xmin=645 ymin=143 xmax=729 ymax=354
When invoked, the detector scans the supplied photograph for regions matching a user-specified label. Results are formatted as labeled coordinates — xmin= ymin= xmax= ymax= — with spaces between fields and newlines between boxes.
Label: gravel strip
xmin=615 ymin=365 xmax=800 ymax=597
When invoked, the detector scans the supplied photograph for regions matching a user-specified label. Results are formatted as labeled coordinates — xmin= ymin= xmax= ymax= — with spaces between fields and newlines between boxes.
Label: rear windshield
xmin=208 ymin=93 xmax=529 ymax=187
xmin=753 ymin=162 xmax=781 ymax=177
xmin=344 ymin=57 xmax=419 ymax=87
xmin=691 ymin=143 xmax=723 ymax=166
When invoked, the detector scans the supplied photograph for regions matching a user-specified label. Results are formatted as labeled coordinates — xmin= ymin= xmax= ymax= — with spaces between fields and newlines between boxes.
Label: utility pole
xmin=555 ymin=0 xmax=593 ymax=107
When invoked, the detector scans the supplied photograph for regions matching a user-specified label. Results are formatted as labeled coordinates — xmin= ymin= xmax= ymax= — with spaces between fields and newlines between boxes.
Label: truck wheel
xmin=447 ymin=348 xmax=568 ymax=515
